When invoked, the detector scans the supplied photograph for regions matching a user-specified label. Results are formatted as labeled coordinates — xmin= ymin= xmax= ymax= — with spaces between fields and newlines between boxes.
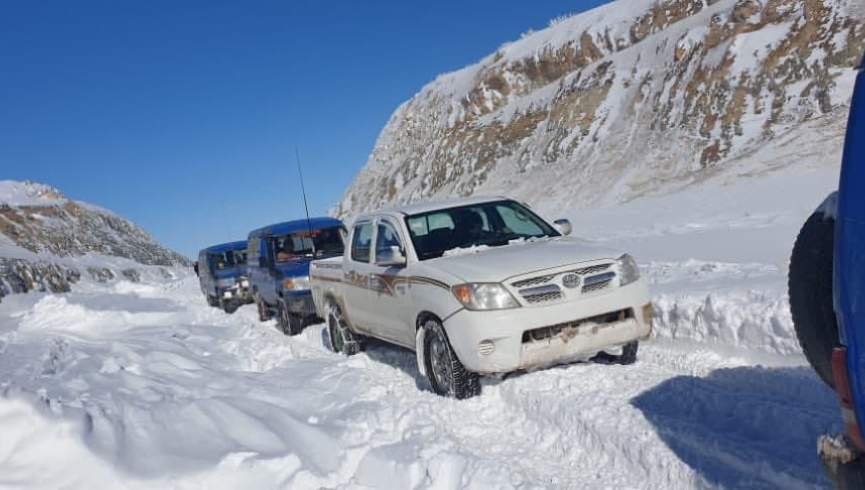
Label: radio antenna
xmin=295 ymin=147 xmax=315 ymax=252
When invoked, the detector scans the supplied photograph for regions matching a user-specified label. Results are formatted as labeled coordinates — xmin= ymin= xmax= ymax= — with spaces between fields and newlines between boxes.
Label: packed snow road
xmin=0 ymin=274 xmax=837 ymax=489
xmin=0 ymin=166 xmax=844 ymax=489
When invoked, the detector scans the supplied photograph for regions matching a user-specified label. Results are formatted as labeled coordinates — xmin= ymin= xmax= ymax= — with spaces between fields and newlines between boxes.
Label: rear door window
xmin=351 ymin=222 xmax=373 ymax=263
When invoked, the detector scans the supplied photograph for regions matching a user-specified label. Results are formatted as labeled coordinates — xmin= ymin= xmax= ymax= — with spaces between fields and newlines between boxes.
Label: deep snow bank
xmin=563 ymin=164 xmax=839 ymax=356
xmin=0 ymin=270 xmax=837 ymax=489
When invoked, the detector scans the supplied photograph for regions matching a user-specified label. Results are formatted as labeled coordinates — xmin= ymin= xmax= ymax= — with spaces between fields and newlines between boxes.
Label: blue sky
xmin=0 ymin=1 xmax=609 ymax=257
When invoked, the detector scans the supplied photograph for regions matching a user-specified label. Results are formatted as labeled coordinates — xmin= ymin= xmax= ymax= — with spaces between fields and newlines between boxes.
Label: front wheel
xmin=277 ymin=301 xmax=304 ymax=336
xmin=789 ymin=205 xmax=838 ymax=388
xmin=255 ymin=294 xmax=273 ymax=322
xmin=222 ymin=300 xmax=239 ymax=314
xmin=422 ymin=319 xmax=480 ymax=399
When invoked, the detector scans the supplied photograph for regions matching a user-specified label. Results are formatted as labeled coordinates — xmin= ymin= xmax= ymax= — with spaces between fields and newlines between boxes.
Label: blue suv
xmin=247 ymin=217 xmax=344 ymax=335
xmin=196 ymin=240 xmax=252 ymax=314
xmin=789 ymin=56 xmax=865 ymax=488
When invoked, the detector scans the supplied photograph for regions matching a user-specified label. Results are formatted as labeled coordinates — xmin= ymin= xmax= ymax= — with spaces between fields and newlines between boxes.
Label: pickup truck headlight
xmin=618 ymin=254 xmax=641 ymax=286
xmin=216 ymin=277 xmax=236 ymax=288
xmin=452 ymin=283 xmax=520 ymax=310
xmin=282 ymin=276 xmax=311 ymax=291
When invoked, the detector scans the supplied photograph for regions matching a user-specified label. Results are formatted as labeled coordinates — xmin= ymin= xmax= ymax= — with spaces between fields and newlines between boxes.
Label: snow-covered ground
xmin=0 ymin=164 xmax=843 ymax=489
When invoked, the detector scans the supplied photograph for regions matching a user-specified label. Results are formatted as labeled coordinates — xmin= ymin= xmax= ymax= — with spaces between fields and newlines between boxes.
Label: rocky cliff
xmin=0 ymin=181 xmax=188 ymax=300
xmin=337 ymin=0 xmax=865 ymax=217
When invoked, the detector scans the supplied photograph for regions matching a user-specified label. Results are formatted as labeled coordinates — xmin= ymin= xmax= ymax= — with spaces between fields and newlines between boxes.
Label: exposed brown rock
xmin=337 ymin=0 xmax=865 ymax=217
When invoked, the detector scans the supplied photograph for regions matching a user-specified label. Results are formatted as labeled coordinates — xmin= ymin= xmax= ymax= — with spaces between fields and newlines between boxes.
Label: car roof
xmin=247 ymin=216 xmax=342 ymax=239
xmin=201 ymin=240 xmax=248 ymax=254
xmin=357 ymin=195 xmax=512 ymax=220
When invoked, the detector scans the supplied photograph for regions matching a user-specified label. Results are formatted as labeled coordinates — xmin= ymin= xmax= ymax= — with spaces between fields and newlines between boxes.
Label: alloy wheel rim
xmin=429 ymin=330 xmax=452 ymax=394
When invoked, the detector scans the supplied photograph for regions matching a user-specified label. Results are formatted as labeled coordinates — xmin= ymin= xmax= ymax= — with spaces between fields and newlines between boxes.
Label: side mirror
xmin=553 ymin=219 xmax=572 ymax=236
xmin=376 ymin=246 xmax=407 ymax=267
xmin=193 ymin=262 xmax=199 ymax=276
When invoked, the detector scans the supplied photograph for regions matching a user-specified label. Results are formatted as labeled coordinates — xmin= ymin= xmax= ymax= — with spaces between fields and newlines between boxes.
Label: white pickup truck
xmin=310 ymin=196 xmax=652 ymax=398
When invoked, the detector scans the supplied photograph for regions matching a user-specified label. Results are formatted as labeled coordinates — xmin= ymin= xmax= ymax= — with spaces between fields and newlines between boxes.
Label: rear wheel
xmin=789 ymin=208 xmax=838 ymax=388
xmin=422 ymin=319 xmax=480 ymax=399
xmin=276 ymin=300 xmax=304 ymax=336
xmin=325 ymin=302 xmax=360 ymax=355
xmin=206 ymin=295 xmax=219 ymax=307
xmin=619 ymin=341 xmax=638 ymax=365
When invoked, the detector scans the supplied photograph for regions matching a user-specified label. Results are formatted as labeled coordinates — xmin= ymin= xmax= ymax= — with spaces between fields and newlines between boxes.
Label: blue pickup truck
xmin=196 ymin=240 xmax=252 ymax=314
xmin=789 ymin=57 xmax=865 ymax=488
xmin=247 ymin=217 xmax=345 ymax=335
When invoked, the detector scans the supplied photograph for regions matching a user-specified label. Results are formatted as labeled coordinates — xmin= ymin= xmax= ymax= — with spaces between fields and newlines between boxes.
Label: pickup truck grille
xmin=581 ymin=271 xmax=616 ymax=294
xmin=519 ymin=284 xmax=563 ymax=304
xmin=573 ymin=263 xmax=611 ymax=275
xmin=511 ymin=262 xmax=616 ymax=304
xmin=512 ymin=274 xmax=556 ymax=289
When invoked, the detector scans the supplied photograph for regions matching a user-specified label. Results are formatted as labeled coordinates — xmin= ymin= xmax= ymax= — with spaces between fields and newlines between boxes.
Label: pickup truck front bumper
xmin=443 ymin=279 xmax=652 ymax=374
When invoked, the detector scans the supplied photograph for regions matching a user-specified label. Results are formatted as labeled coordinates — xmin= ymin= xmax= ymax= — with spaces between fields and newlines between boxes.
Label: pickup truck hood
xmin=427 ymin=237 xmax=623 ymax=284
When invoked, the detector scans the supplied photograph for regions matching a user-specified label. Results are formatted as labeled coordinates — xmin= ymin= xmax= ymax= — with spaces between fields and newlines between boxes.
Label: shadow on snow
xmin=631 ymin=365 xmax=839 ymax=489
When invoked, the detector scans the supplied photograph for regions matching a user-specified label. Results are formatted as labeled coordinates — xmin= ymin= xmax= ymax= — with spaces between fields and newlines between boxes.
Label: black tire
xmin=619 ymin=341 xmax=638 ymax=365
xmin=325 ymin=302 xmax=360 ymax=355
xmin=206 ymin=295 xmax=219 ymax=307
xmin=789 ymin=209 xmax=838 ymax=388
xmin=276 ymin=300 xmax=304 ymax=336
xmin=222 ymin=300 xmax=239 ymax=314
xmin=837 ymin=460 xmax=865 ymax=490
xmin=824 ymin=456 xmax=865 ymax=490
xmin=422 ymin=319 xmax=480 ymax=399
xmin=255 ymin=294 xmax=273 ymax=322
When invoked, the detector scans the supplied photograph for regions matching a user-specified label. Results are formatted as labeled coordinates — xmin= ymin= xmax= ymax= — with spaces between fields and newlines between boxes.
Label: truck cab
xmin=789 ymin=57 xmax=865 ymax=488
xmin=246 ymin=217 xmax=345 ymax=335
xmin=196 ymin=240 xmax=252 ymax=314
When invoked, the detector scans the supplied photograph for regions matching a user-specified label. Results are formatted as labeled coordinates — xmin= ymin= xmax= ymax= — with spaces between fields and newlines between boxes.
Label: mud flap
xmin=819 ymin=434 xmax=865 ymax=489
xmin=416 ymin=327 xmax=427 ymax=377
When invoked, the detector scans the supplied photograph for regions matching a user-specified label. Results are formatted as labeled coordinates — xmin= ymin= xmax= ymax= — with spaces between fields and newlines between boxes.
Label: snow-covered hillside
xmin=0 ymin=161 xmax=842 ymax=489
xmin=0 ymin=180 xmax=189 ymax=302
xmin=336 ymin=0 xmax=864 ymax=218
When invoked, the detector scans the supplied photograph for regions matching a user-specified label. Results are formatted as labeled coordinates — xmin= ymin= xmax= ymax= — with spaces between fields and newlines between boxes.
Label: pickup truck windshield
xmin=406 ymin=200 xmax=559 ymax=260
xmin=274 ymin=226 xmax=344 ymax=262
xmin=208 ymin=250 xmax=247 ymax=270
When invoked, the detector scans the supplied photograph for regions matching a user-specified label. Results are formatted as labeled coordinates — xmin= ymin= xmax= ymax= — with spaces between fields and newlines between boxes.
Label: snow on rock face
xmin=336 ymin=0 xmax=864 ymax=218
xmin=0 ymin=181 xmax=66 ymax=207
xmin=0 ymin=180 xmax=189 ymax=302
xmin=0 ymin=180 xmax=187 ymax=266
